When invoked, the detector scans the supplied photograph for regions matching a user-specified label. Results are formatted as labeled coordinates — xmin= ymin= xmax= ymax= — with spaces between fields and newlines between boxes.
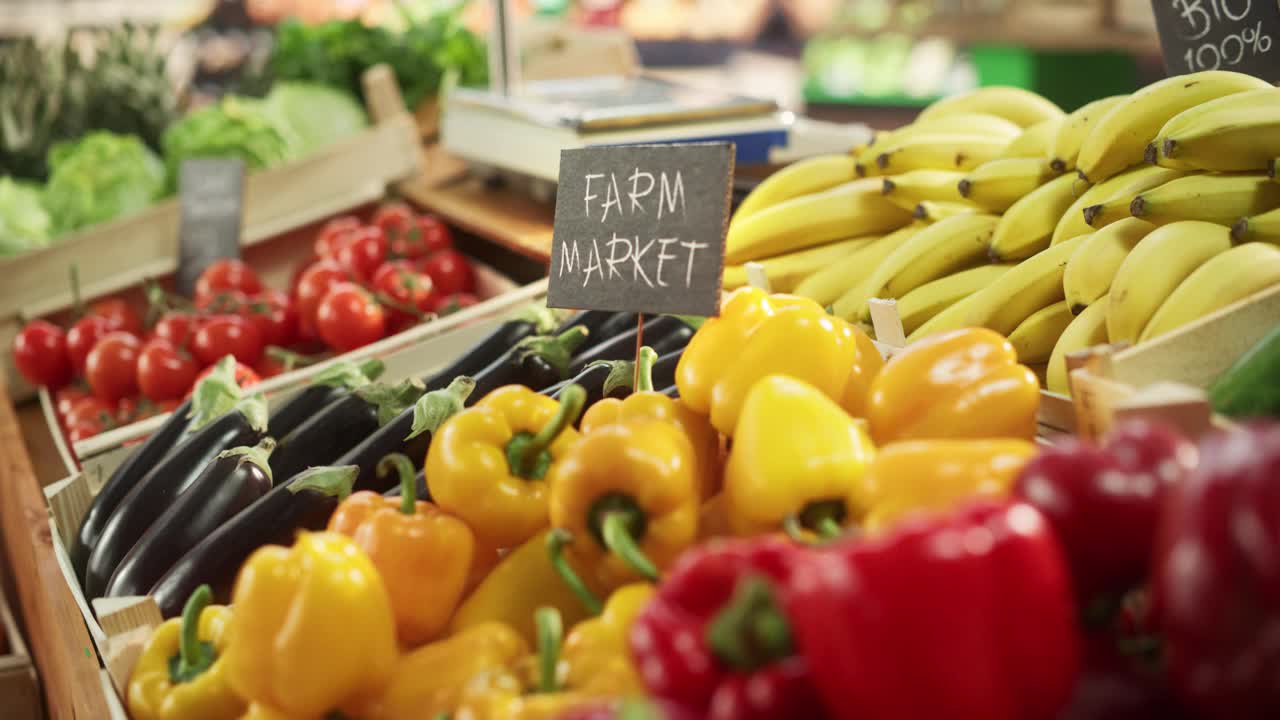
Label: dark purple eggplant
xmin=149 ymin=465 xmax=359 ymax=617
xmin=266 ymin=357 xmax=385 ymax=439
xmin=105 ymin=437 xmax=276 ymax=597
xmin=82 ymin=392 xmax=269 ymax=598
xmin=268 ymin=379 xmax=423 ymax=484
xmin=659 ymin=384 xmax=680 ymax=398
xmin=422 ymin=317 xmax=546 ymax=391
xmin=566 ymin=316 xmax=690 ymax=375
xmin=650 ymin=347 xmax=683 ymax=390
xmin=548 ymin=347 xmax=684 ymax=410
xmin=467 ymin=326 xmax=590 ymax=404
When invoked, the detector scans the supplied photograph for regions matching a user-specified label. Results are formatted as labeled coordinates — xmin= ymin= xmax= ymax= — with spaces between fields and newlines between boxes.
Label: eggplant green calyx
xmin=406 ymin=376 xmax=476 ymax=440
xmin=217 ymin=437 xmax=277 ymax=483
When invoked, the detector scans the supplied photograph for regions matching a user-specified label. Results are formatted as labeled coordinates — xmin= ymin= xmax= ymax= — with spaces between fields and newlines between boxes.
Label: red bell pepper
xmin=628 ymin=536 xmax=826 ymax=719
xmin=787 ymin=501 xmax=1080 ymax=720
xmin=1013 ymin=420 xmax=1196 ymax=609
xmin=1152 ymin=421 xmax=1280 ymax=718
xmin=1056 ymin=637 xmax=1187 ymax=720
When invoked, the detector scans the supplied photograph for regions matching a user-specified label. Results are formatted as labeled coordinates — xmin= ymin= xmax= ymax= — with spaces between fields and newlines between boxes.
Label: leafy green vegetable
xmin=162 ymin=96 xmax=296 ymax=184
xmin=264 ymin=82 xmax=368 ymax=155
xmin=0 ymin=177 xmax=52 ymax=255
xmin=42 ymin=131 xmax=165 ymax=235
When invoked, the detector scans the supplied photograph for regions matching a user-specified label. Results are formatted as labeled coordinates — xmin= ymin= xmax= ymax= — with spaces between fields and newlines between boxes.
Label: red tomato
xmin=316 ymin=283 xmax=386 ymax=352
xmin=192 ymin=315 xmax=264 ymax=367
xmin=417 ymin=249 xmax=474 ymax=296
xmin=238 ymin=289 xmax=299 ymax=349
xmin=195 ymin=288 xmax=250 ymax=314
xmin=88 ymin=297 xmax=144 ymax=336
xmin=373 ymin=202 xmax=416 ymax=247
xmin=314 ymin=216 xmax=362 ymax=258
xmin=151 ymin=312 xmax=198 ymax=349
xmin=12 ymin=320 xmax=72 ymax=388
xmin=195 ymin=259 xmax=263 ymax=305
xmin=66 ymin=315 xmax=113 ymax=375
xmin=136 ymin=338 xmax=198 ymax=402
xmin=193 ymin=360 xmax=260 ymax=390
xmin=294 ymin=259 xmax=349 ymax=335
xmin=289 ymin=257 xmax=318 ymax=297
xmin=255 ymin=353 xmax=287 ymax=379
xmin=115 ymin=396 xmax=143 ymax=425
xmin=65 ymin=396 xmax=114 ymax=429
xmin=69 ymin=421 xmax=105 ymax=443
xmin=371 ymin=260 xmax=437 ymax=329
xmin=410 ymin=215 xmax=454 ymax=257
xmin=56 ymin=385 xmax=91 ymax=418
xmin=335 ymin=226 xmax=388 ymax=282
xmin=434 ymin=292 xmax=481 ymax=316
xmin=85 ymin=332 xmax=142 ymax=404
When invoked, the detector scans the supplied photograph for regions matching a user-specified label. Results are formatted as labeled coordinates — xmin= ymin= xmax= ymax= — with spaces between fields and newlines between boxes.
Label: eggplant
xmin=82 ymin=393 xmax=269 ymax=598
xmin=421 ymin=318 xmax=541 ymax=391
xmin=150 ymin=464 xmax=359 ymax=617
xmin=467 ymin=326 xmax=590 ymax=403
xmin=566 ymin=316 xmax=691 ymax=375
xmin=659 ymin=384 xmax=680 ymax=398
xmin=650 ymin=348 xmax=683 ymax=390
xmin=266 ymin=357 xmax=386 ymax=439
xmin=548 ymin=347 xmax=685 ymax=406
xmin=268 ymin=379 xmax=424 ymax=484
xmin=383 ymin=469 xmax=430 ymax=501
xmin=105 ymin=438 xmax=275 ymax=597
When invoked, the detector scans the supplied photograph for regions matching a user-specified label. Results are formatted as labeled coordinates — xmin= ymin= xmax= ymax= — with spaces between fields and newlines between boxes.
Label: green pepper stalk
xmin=171 ymin=584 xmax=217 ymax=683
xmin=377 ymin=453 xmax=419 ymax=516
xmin=506 ymin=384 xmax=586 ymax=480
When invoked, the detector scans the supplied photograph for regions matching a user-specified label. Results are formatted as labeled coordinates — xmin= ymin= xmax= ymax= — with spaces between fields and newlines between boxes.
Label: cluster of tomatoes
xmin=11 ymin=203 xmax=477 ymax=442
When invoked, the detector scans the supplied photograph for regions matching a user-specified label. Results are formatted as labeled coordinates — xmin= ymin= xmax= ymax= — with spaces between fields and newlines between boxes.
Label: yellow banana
xmin=1152 ymin=88 xmax=1280 ymax=172
xmin=995 ymin=117 xmax=1063 ymax=160
xmin=733 ymin=154 xmax=858 ymax=223
xmin=1106 ymin=221 xmax=1234 ymax=343
xmin=958 ymin=157 xmax=1058 ymax=213
xmin=881 ymin=169 xmax=967 ymax=205
xmin=942 ymin=234 xmax=1087 ymax=336
xmin=911 ymin=200 xmax=981 ymax=222
xmin=855 ymin=114 xmax=1023 ymax=177
xmin=1076 ymin=70 xmax=1272 ymax=183
xmin=832 ymin=213 xmax=1000 ymax=322
xmin=1075 ymin=165 xmax=1198 ymax=231
xmin=989 ymin=173 xmax=1088 ymax=261
xmin=1007 ymin=300 xmax=1074 ymax=364
xmin=1141 ymin=243 xmax=1280 ymax=342
xmin=1129 ymin=173 xmax=1280 ymax=227
xmin=1046 ymin=297 xmax=1110 ymax=395
xmin=907 ymin=288 xmax=985 ymax=342
xmin=791 ymin=225 xmax=924 ymax=306
xmin=917 ymin=86 xmax=1064 ymax=128
xmin=723 ymin=236 xmax=875 ymax=292
xmin=1062 ymin=218 xmax=1154 ymax=314
xmin=724 ymin=178 xmax=912 ymax=263
xmin=895 ymin=264 xmax=1013 ymax=335
xmin=1049 ymin=95 xmax=1129 ymax=172
xmin=1232 ymin=206 xmax=1280 ymax=243
xmin=874 ymin=133 xmax=1011 ymax=174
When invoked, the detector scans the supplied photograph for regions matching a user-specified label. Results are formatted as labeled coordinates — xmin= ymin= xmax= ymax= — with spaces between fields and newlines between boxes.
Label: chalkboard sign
xmin=1150 ymin=0 xmax=1280 ymax=80
xmin=547 ymin=143 xmax=734 ymax=317
xmin=176 ymin=158 xmax=245 ymax=296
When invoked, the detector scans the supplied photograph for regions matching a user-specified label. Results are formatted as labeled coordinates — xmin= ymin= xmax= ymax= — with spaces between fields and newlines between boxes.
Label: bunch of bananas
xmin=726 ymin=70 xmax=1280 ymax=397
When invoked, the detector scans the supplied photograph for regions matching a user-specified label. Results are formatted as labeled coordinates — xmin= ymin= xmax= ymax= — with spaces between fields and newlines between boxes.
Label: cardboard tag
xmin=1150 ymin=0 xmax=1280 ymax=81
xmin=867 ymin=298 xmax=907 ymax=350
xmin=547 ymin=143 xmax=734 ymax=317
xmin=176 ymin=158 xmax=245 ymax=296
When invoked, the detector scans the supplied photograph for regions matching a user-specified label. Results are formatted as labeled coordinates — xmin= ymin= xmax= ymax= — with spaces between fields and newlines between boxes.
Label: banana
xmin=1049 ymin=95 xmax=1129 ymax=172
xmin=792 ymin=224 xmax=925 ymax=306
xmin=1152 ymin=88 xmax=1280 ymax=172
xmin=895 ymin=264 xmax=1013 ymax=335
xmin=1062 ymin=218 xmax=1154 ymax=314
xmin=1129 ymin=173 xmax=1280 ymax=227
xmin=1106 ymin=221 xmax=1234 ymax=344
xmin=1008 ymin=300 xmax=1074 ymax=364
xmin=917 ymin=86 xmax=1064 ymax=128
xmin=725 ymin=178 xmax=912 ymax=264
xmin=958 ymin=157 xmax=1058 ymax=213
xmin=1232 ymin=206 xmax=1280 ymax=243
xmin=989 ymin=173 xmax=1087 ymax=261
xmin=907 ymin=288 xmax=985 ymax=342
xmin=1074 ymin=165 xmax=1197 ymax=230
xmin=832 ymin=213 xmax=1000 ymax=322
xmin=855 ymin=114 xmax=1023 ymax=177
xmin=733 ymin=154 xmax=858 ymax=224
xmin=723 ymin=236 xmax=875 ymax=292
xmin=1076 ymin=70 xmax=1273 ymax=183
xmin=995 ymin=117 xmax=1063 ymax=160
xmin=875 ymin=133 xmax=1012 ymax=174
xmin=881 ymin=169 xmax=967 ymax=205
xmin=911 ymin=200 xmax=980 ymax=222
xmin=912 ymin=233 xmax=1087 ymax=338
xmin=1046 ymin=297 xmax=1110 ymax=395
xmin=1141 ymin=243 xmax=1280 ymax=342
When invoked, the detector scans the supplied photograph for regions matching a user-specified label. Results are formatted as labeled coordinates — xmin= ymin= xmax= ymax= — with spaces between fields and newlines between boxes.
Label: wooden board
xmin=400 ymin=170 xmax=556 ymax=263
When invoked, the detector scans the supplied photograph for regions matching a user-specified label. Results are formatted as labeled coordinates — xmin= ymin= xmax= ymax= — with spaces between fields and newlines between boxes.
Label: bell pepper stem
xmin=377 ymin=453 xmax=418 ymax=515
xmin=601 ymin=510 xmax=659 ymax=582
xmin=546 ymin=529 xmax=603 ymax=615
xmin=173 ymin=584 xmax=216 ymax=683
xmin=705 ymin=575 xmax=794 ymax=671
xmin=508 ymin=384 xmax=586 ymax=479
xmin=634 ymin=346 xmax=658 ymax=393
xmin=535 ymin=606 xmax=563 ymax=693
xmin=783 ymin=499 xmax=848 ymax=544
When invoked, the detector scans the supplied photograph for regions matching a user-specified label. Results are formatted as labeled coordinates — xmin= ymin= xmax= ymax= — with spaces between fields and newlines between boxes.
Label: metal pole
xmin=489 ymin=0 xmax=521 ymax=97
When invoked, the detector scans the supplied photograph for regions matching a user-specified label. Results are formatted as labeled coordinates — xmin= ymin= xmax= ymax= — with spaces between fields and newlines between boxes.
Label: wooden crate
xmin=0 ymin=565 xmax=41 ymax=720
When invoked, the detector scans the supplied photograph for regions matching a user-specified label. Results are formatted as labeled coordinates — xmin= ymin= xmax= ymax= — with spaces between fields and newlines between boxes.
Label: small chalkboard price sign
xmin=1150 ymin=0 xmax=1280 ymax=81
xmin=547 ymin=143 xmax=734 ymax=318
xmin=176 ymin=158 xmax=245 ymax=296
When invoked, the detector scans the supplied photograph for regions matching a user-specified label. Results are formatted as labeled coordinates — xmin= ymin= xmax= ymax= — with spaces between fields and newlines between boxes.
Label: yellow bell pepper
xmin=724 ymin=374 xmax=876 ymax=538
xmin=852 ymin=439 xmax=1038 ymax=532
xmin=548 ymin=420 xmax=699 ymax=591
xmin=843 ymin=327 xmax=886 ymax=417
xmin=581 ymin=346 xmax=722 ymax=500
xmin=327 ymin=454 xmax=475 ymax=647
xmin=128 ymin=585 xmax=244 ymax=720
xmin=366 ymin=622 xmax=528 ymax=720
xmin=223 ymin=532 xmax=398 ymax=719
xmin=560 ymin=583 xmax=654 ymax=695
xmin=867 ymin=327 xmax=1040 ymax=444
xmin=427 ymin=384 xmax=586 ymax=549
xmin=675 ymin=287 xmax=879 ymax=435
xmin=448 ymin=529 xmax=602 ymax=646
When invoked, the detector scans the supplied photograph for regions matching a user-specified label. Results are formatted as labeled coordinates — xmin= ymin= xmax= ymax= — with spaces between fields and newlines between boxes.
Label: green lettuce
xmin=265 ymin=82 xmax=368 ymax=155
xmin=42 ymin=131 xmax=165 ymax=235
xmin=0 ymin=177 xmax=52 ymax=256
xmin=162 ymin=96 xmax=296 ymax=184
